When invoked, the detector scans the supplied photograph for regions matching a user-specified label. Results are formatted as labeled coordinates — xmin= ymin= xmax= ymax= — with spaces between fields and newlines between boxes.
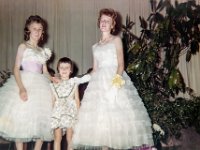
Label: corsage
xmin=112 ymin=74 xmax=125 ymax=88
xmin=38 ymin=48 xmax=52 ymax=64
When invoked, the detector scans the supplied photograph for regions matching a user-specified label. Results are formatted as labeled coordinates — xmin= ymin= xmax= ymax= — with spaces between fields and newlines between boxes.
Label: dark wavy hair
xmin=97 ymin=8 xmax=122 ymax=35
xmin=57 ymin=57 xmax=74 ymax=76
xmin=24 ymin=15 xmax=48 ymax=46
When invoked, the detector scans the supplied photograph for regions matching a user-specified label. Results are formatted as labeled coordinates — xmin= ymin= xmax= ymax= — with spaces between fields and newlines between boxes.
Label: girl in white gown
xmin=72 ymin=8 xmax=154 ymax=150
xmin=0 ymin=15 xmax=55 ymax=150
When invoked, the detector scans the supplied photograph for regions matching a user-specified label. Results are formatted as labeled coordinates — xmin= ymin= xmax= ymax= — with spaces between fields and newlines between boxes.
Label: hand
xmin=19 ymin=88 xmax=28 ymax=101
xmin=52 ymin=76 xmax=61 ymax=83
xmin=112 ymin=74 xmax=125 ymax=88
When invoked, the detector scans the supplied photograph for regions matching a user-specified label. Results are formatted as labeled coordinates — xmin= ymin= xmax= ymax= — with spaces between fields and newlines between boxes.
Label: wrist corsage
xmin=112 ymin=74 xmax=125 ymax=88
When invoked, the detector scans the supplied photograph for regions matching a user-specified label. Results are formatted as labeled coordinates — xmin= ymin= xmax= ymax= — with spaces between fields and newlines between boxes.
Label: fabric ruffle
xmin=22 ymin=47 xmax=52 ymax=65
xmin=0 ymin=72 xmax=53 ymax=142
xmin=72 ymin=68 xmax=154 ymax=149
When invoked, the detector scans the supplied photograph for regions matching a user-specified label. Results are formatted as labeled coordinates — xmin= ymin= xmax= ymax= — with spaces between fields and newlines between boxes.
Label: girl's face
xmin=28 ymin=22 xmax=43 ymax=42
xmin=99 ymin=14 xmax=114 ymax=33
xmin=58 ymin=62 xmax=72 ymax=79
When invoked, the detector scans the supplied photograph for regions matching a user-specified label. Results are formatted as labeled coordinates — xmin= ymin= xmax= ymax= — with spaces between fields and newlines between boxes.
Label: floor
xmin=0 ymin=139 xmax=66 ymax=150
xmin=1 ymin=128 xmax=200 ymax=150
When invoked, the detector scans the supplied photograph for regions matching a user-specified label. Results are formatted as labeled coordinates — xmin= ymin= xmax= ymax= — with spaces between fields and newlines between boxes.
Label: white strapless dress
xmin=72 ymin=41 xmax=154 ymax=150
xmin=0 ymin=47 xmax=53 ymax=142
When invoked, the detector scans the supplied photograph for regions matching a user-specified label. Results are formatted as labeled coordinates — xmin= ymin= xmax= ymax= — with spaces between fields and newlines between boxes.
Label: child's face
xmin=28 ymin=22 xmax=43 ymax=42
xmin=58 ymin=62 xmax=72 ymax=79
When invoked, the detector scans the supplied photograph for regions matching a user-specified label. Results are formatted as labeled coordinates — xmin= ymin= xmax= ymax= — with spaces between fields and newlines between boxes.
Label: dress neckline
xmin=25 ymin=42 xmax=43 ymax=52
xmin=98 ymin=36 xmax=115 ymax=46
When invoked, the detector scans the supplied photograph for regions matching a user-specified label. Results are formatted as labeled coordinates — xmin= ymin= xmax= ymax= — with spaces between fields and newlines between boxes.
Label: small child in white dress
xmin=50 ymin=57 xmax=90 ymax=150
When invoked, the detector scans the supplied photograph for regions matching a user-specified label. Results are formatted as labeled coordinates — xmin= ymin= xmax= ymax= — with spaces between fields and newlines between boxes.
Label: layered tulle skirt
xmin=0 ymin=71 xmax=53 ymax=142
xmin=72 ymin=67 xmax=154 ymax=150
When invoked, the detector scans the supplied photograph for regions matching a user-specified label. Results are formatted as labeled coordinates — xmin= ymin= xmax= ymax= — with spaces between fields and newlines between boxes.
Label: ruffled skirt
xmin=0 ymin=71 xmax=53 ymax=142
xmin=72 ymin=68 xmax=154 ymax=149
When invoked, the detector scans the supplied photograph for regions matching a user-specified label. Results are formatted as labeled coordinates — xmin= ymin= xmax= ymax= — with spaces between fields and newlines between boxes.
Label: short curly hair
xmin=97 ymin=8 xmax=122 ymax=35
xmin=24 ymin=15 xmax=47 ymax=45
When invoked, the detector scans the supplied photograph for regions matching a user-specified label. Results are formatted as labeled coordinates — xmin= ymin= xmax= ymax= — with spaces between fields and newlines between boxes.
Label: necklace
xmin=25 ymin=41 xmax=42 ymax=51
xmin=99 ymin=35 xmax=113 ymax=45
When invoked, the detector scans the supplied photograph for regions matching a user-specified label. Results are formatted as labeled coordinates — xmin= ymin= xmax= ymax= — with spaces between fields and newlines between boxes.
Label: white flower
xmin=153 ymin=123 xmax=165 ymax=135
xmin=38 ymin=48 xmax=52 ymax=64
xmin=44 ymin=48 xmax=52 ymax=58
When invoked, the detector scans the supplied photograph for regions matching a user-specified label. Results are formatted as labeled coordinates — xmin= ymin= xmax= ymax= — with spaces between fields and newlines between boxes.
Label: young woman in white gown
xmin=0 ymin=15 xmax=55 ymax=150
xmin=72 ymin=8 xmax=154 ymax=150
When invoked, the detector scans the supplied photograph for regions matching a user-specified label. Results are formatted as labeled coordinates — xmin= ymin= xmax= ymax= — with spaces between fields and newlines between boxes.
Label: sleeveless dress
xmin=0 ymin=47 xmax=53 ymax=142
xmin=72 ymin=41 xmax=154 ymax=149
xmin=50 ymin=78 xmax=78 ymax=134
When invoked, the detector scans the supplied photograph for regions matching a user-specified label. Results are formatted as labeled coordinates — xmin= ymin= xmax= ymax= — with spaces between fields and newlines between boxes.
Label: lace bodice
xmin=92 ymin=42 xmax=118 ymax=69
xmin=21 ymin=47 xmax=51 ymax=73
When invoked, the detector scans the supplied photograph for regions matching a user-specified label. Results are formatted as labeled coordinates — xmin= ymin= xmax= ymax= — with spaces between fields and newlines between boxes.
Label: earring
xmin=41 ymin=34 xmax=44 ymax=41
xmin=111 ymin=28 xmax=115 ymax=34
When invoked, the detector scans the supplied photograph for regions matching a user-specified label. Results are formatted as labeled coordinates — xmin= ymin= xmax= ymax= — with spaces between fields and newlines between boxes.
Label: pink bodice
xmin=21 ymin=47 xmax=51 ymax=73
xmin=21 ymin=61 xmax=43 ymax=73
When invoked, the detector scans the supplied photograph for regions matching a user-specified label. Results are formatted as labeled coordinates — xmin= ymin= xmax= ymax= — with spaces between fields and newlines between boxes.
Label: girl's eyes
xmin=60 ymin=67 xmax=70 ymax=70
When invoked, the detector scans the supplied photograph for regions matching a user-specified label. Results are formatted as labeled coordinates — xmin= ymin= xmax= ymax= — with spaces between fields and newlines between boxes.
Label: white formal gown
xmin=0 ymin=47 xmax=53 ymax=142
xmin=72 ymin=40 xmax=154 ymax=150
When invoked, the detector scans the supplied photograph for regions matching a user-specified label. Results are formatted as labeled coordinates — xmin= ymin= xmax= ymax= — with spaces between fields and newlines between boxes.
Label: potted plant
xmin=122 ymin=0 xmax=200 ymax=149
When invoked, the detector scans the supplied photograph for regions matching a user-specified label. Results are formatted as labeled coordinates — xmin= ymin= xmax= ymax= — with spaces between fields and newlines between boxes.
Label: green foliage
xmin=122 ymin=0 xmax=200 ymax=146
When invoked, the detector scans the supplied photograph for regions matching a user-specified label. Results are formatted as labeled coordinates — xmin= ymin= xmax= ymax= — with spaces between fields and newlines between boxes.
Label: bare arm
xmin=14 ymin=43 xmax=27 ymax=101
xmin=74 ymin=86 xmax=80 ymax=109
xmin=111 ymin=36 xmax=125 ymax=88
xmin=43 ymin=64 xmax=51 ymax=79
xmin=43 ymin=64 xmax=60 ymax=83
xmin=114 ymin=36 xmax=124 ymax=75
